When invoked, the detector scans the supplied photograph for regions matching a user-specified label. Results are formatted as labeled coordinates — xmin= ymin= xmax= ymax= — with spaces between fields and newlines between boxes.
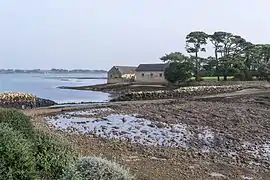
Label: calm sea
xmin=0 ymin=73 xmax=109 ymax=103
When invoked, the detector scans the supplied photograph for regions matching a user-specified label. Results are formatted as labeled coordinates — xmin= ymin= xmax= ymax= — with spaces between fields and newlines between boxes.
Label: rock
xmin=110 ymin=85 xmax=253 ymax=102
xmin=140 ymin=130 xmax=148 ymax=134
xmin=156 ymin=122 xmax=165 ymax=128
xmin=35 ymin=97 xmax=57 ymax=107
xmin=147 ymin=124 xmax=155 ymax=128
xmin=0 ymin=92 xmax=57 ymax=109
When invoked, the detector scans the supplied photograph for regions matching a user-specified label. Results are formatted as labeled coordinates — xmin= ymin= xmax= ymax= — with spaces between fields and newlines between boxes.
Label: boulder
xmin=0 ymin=92 xmax=57 ymax=109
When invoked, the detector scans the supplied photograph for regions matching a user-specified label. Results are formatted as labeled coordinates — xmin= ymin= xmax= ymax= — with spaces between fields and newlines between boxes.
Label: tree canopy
xmin=186 ymin=31 xmax=208 ymax=81
xmin=161 ymin=31 xmax=270 ymax=82
xmin=164 ymin=61 xmax=193 ymax=83
xmin=160 ymin=52 xmax=190 ymax=63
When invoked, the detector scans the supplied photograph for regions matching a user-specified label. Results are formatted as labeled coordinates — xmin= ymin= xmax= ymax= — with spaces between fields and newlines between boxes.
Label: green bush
xmin=233 ymin=71 xmax=246 ymax=81
xmin=35 ymin=130 xmax=77 ymax=179
xmin=0 ymin=123 xmax=37 ymax=180
xmin=258 ymin=62 xmax=270 ymax=81
xmin=164 ymin=61 xmax=194 ymax=83
xmin=0 ymin=108 xmax=34 ymax=139
xmin=61 ymin=156 xmax=133 ymax=180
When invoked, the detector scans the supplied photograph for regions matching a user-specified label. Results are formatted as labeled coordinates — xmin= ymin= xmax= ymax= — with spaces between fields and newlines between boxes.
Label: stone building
xmin=107 ymin=66 xmax=136 ymax=84
xmin=135 ymin=63 xmax=168 ymax=84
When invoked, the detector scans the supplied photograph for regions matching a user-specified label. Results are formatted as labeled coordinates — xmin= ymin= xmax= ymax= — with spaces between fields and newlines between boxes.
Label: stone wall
xmin=110 ymin=85 xmax=259 ymax=102
xmin=182 ymin=80 xmax=270 ymax=88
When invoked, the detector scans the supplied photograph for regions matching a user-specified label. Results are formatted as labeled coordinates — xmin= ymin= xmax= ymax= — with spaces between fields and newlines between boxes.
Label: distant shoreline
xmin=0 ymin=69 xmax=107 ymax=74
xmin=45 ymin=76 xmax=107 ymax=80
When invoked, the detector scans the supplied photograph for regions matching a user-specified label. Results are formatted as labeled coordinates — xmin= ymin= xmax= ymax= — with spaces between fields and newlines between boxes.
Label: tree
xmin=209 ymin=32 xmax=225 ymax=81
xmin=258 ymin=62 xmax=270 ymax=81
xmin=160 ymin=52 xmax=190 ymax=63
xmin=201 ymin=56 xmax=217 ymax=77
xmin=186 ymin=31 xmax=208 ymax=81
xmin=260 ymin=44 xmax=270 ymax=63
xmin=160 ymin=52 xmax=194 ymax=83
xmin=231 ymin=43 xmax=270 ymax=80
xmin=161 ymin=31 xmax=269 ymax=82
xmin=164 ymin=61 xmax=194 ymax=83
xmin=210 ymin=32 xmax=248 ymax=80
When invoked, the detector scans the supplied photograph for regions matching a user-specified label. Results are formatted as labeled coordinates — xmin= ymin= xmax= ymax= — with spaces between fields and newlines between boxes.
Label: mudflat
xmin=26 ymin=89 xmax=270 ymax=180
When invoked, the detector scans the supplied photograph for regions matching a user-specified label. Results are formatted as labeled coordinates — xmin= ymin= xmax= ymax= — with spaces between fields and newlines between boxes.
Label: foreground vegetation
xmin=161 ymin=31 xmax=270 ymax=83
xmin=0 ymin=108 xmax=132 ymax=180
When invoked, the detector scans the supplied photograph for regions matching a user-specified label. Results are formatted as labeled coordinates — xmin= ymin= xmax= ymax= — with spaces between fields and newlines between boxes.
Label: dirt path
xmin=194 ymin=88 xmax=270 ymax=99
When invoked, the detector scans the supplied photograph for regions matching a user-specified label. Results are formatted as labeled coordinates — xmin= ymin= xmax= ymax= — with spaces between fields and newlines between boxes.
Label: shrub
xmin=0 ymin=108 xmax=34 ymax=139
xmin=61 ymin=156 xmax=133 ymax=180
xmin=258 ymin=62 xmax=270 ymax=81
xmin=34 ymin=130 xmax=77 ymax=179
xmin=164 ymin=61 xmax=194 ymax=83
xmin=0 ymin=123 xmax=37 ymax=180
xmin=233 ymin=72 xmax=245 ymax=81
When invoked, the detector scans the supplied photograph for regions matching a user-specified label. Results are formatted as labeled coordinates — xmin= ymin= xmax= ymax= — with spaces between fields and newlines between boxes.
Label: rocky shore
xmin=0 ymin=92 xmax=56 ymax=109
xmin=27 ymin=88 xmax=270 ymax=180
xmin=111 ymin=84 xmax=266 ymax=101
xmin=59 ymin=82 xmax=167 ymax=94
xmin=61 ymin=80 xmax=269 ymax=91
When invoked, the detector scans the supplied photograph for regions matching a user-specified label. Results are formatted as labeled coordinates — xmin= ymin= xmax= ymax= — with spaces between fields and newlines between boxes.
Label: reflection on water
xmin=0 ymin=73 xmax=109 ymax=103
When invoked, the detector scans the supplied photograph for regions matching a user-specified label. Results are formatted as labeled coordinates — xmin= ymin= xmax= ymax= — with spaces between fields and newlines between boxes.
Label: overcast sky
xmin=0 ymin=0 xmax=269 ymax=70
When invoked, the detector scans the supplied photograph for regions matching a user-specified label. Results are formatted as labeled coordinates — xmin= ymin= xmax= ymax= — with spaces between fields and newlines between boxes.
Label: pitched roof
xmin=135 ymin=63 xmax=166 ymax=72
xmin=114 ymin=66 xmax=136 ymax=74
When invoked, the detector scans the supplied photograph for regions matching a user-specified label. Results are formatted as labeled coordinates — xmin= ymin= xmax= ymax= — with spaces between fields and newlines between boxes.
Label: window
xmin=142 ymin=73 xmax=144 ymax=77
xmin=150 ymin=73 xmax=153 ymax=77
xmin=159 ymin=73 xmax=163 ymax=77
